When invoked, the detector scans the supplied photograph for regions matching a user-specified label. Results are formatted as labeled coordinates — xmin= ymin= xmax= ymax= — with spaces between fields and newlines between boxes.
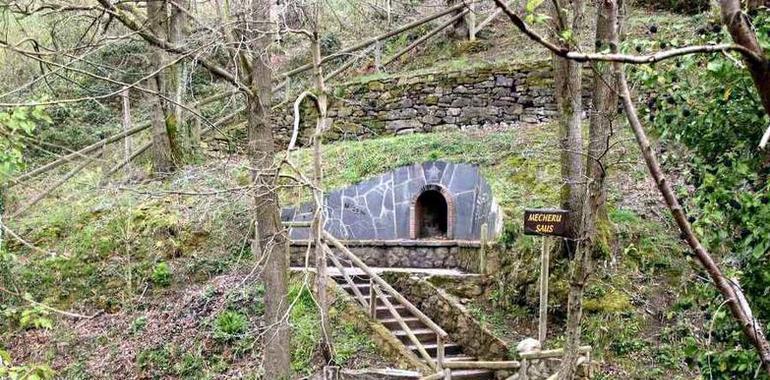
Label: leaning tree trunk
xmin=248 ymin=1 xmax=291 ymax=378
xmin=552 ymin=0 xmax=587 ymax=379
xmin=147 ymin=0 xmax=175 ymax=174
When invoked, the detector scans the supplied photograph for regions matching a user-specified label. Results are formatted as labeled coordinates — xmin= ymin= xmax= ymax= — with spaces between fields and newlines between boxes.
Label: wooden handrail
xmin=375 ymin=282 xmax=438 ymax=371
xmin=419 ymin=369 xmax=449 ymax=380
xmin=519 ymin=345 xmax=591 ymax=360
xmin=325 ymin=245 xmax=369 ymax=308
xmin=324 ymin=231 xmax=448 ymax=338
xmin=443 ymin=360 xmax=520 ymax=369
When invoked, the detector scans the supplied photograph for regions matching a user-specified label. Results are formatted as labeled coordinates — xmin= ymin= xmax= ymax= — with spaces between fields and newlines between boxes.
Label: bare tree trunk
xmin=552 ymin=1 xmax=586 ymax=379
xmin=311 ymin=30 xmax=334 ymax=362
xmin=559 ymin=2 xmax=618 ymax=379
xmin=247 ymin=1 xmax=290 ymax=378
xmin=586 ymin=1 xmax=619 ymax=231
xmin=168 ymin=0 xmax=198 ymax=160
xmin=551 ymin=0 xmax=586 ymax=253
xmin=147 ymin=0 xmax=175 ymax=174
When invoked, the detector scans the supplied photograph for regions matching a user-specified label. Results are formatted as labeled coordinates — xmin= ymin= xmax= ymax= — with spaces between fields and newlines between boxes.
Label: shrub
xmin=212 ymin=311 xmax=248 ymax=341
xmin=151 ymin=262 xmax=172 ymax=287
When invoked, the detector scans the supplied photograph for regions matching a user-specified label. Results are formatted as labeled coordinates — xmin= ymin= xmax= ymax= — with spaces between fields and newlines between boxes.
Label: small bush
xmin=151 ymin=262 xmax=172 ymax=287
xmin=212 ymin=311 xmax=248 ymax=341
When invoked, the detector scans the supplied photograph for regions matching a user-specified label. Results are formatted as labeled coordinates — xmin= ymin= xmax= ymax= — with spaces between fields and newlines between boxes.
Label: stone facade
xmin=272 ymin=60 xmax=588 ymax=146
xmin=282 ymin=161 xmax=503 ymax=241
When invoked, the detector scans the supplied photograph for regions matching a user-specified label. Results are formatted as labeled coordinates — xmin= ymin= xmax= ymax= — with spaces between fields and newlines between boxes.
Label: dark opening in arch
xmin=415 ymin=190 xmax=448 ymax=239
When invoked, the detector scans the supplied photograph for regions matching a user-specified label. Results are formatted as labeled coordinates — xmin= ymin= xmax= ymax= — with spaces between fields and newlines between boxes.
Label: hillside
xmin=3 ymin=1 xmax=770 ymax=379
xmin=2 ymin=118 xmax=704 ymax=378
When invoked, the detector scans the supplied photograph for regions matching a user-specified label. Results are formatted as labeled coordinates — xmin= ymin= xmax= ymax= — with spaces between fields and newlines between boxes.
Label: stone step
xmin=407 ymin=342 xmax=462 ymax=357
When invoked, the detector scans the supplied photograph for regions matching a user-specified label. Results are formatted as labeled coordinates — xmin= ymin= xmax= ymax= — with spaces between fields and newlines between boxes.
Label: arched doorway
xmin=414 ymin=189 xmax=449 ymax=239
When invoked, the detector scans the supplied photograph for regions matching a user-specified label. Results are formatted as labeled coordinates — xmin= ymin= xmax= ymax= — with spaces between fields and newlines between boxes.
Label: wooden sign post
xmin=523 ymin=208 xmax=571 ymax=345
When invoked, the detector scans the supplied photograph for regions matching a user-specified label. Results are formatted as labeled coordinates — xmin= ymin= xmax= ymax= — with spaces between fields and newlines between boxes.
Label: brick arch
xmin=409 ymin=184 xmax=455 ymax=239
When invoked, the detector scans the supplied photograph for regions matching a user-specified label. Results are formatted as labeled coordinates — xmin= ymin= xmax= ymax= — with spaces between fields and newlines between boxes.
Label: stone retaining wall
xmin=273 ymin=61 xmax=589 ymax=145
xmin=290 ymin=240 xmax=484 ymax=271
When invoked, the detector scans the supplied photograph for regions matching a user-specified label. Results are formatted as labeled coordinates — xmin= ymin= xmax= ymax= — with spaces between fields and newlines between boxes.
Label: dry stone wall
xmin=273 ymin=60 xmax=588 ymax=145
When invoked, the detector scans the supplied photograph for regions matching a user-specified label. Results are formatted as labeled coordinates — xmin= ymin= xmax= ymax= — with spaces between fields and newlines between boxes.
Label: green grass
xmin=288 ymin=278 xmax=379 ymax=376
xmin=284 ymin=126 xmax=562 ymax=214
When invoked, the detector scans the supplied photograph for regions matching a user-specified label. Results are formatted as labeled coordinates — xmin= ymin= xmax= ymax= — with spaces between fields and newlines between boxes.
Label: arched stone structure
xmin=282 ymin=161 xmax=503 ymax=241
xmin=410 ymin=184 xmax=455 ymax=239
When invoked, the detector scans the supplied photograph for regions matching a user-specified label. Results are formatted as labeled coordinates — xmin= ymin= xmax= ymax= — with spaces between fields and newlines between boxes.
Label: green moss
xmin=584 ymin=289 xmax=632 ymax=313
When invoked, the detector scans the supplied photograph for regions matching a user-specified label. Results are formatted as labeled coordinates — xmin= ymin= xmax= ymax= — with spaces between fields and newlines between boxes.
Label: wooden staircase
xmin=332 ymin=273 xmax=493 ymax=380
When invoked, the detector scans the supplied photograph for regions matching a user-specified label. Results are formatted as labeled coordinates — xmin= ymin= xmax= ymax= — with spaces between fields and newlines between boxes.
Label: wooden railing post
xmin=520 ymin=358 xmax=529 ymax=380
xmin=370 ymin=281 xmax=378 ymax=318
xmin=375 ymin=40 xmax=383 ymax=72
xmin=326 ymin=246 xmax=368 ymax=308
xmin=443 ymin=368 xmax=452 ymax=380
xmin=480 ymin=223 xmax=488 ymax=275
xmin=437 ymin=333 xmax=445 ymax=370
xmin=467 ymin=2 xmax=476 ymax=41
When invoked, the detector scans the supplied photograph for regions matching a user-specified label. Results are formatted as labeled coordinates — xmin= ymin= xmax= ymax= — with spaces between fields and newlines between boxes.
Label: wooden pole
xmin=480 ymin=223 xmax=488 ymax=275
xmin=120 ymin=87 xmax=134 ymax=174
xmin=538 ymin=237 xmax=550 ymax=344
xmin=468 ymin=2 xmax=476 ymax=41
xmin=374 ymin=41 xmax=383 ymax=72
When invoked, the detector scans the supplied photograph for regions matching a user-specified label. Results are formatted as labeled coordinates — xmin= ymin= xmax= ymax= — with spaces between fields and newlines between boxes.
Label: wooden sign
xmin=523 ymin=209 xmax=571 ymax=238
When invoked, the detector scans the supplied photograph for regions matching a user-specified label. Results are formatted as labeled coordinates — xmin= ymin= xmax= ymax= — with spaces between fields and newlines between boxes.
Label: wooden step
xmin=446 ymin=369 xmax=494 ymax=380
xmin=443 ymin=355 xmax=477 ymax=362
xmin=380 ymin=316 xmax=426 ymax=330
xmin=391 ymin=328 xmax=439 ymax=343
xmin=341 ymin=283 xmax=371 ymax=295
xmin=407 ymin=342 xmax=462 ymax=357
xmin=375 ymin=304 xmax=411 ymax=319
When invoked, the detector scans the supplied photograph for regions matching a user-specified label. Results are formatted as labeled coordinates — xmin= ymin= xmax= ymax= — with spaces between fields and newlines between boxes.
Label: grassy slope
xmin=4 ymin=117 xmax=708 ymax=378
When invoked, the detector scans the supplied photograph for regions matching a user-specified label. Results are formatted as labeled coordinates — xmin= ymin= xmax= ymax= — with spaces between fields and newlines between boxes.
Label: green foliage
xmin=151 ymin=262 xmax=172 ymax=287
xmin=0 ymin=349 xmax=55 ymax=380
xmin=212 ymin=310 xmax=248 ymax=341
xmin=289 ymin=282 xmax=319 ymax=374
xmin=2 ymin=299 xmax=53 ymax=331
xmin=136 ymin=345 xmax=172 ymax=377
xmin=630 ymin=9 xmax=770 ymax=378
xmin=332 ymin=323 xmax=375 ymax=364
xmin=0 ymin=106 xmax=51 ymax=181
xmin=130 ymin=315 xmax=148 ymax=334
